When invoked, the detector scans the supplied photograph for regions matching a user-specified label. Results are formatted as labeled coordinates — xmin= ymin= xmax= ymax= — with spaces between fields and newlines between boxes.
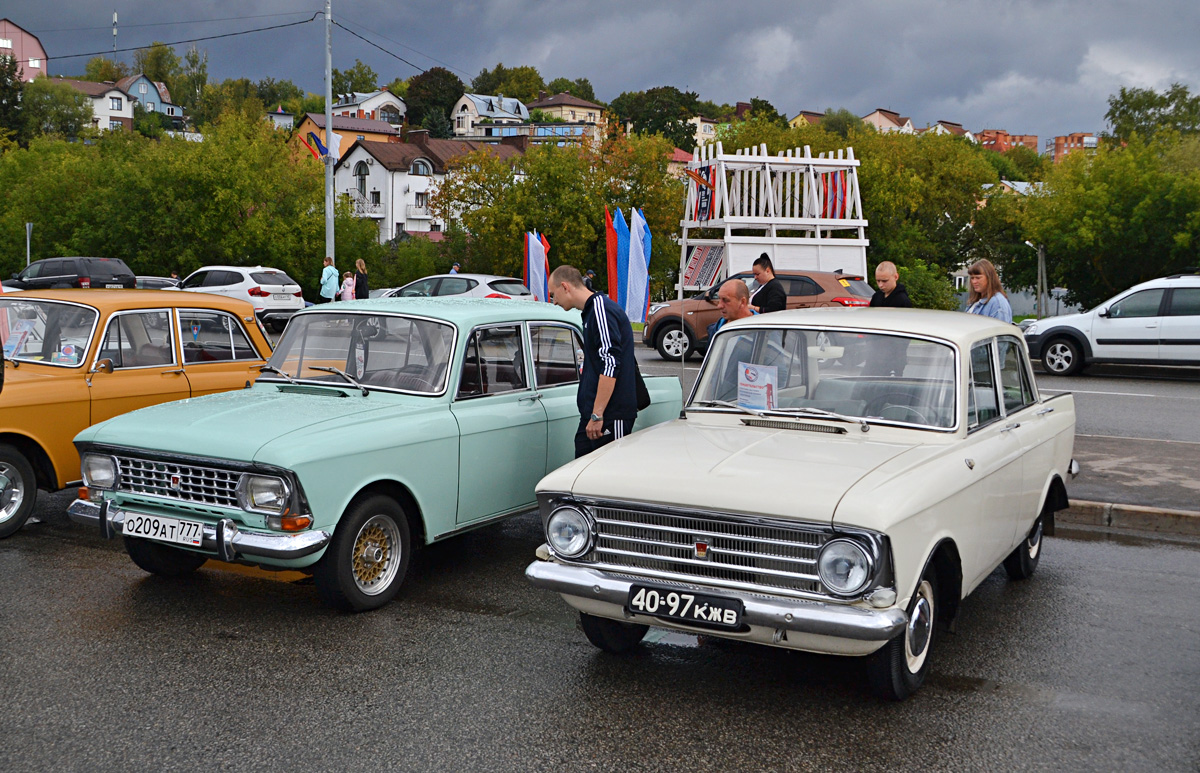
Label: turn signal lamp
xmin=267 ymin=513 xmax=313 ymax=532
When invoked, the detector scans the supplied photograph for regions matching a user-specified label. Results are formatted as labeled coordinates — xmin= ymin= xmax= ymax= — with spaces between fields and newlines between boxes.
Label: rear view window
xmin=842 ymin=278 xmax=873 ymax=297
xmin=179 ymin=309 xmax=259 ymax=362
xmin=251 ymin=272 xmax=298 ymax=286
xmin=87 ymin=258 xmax=133 ymax=280
xmin=488 ymin=280 xmax=532 ymax=296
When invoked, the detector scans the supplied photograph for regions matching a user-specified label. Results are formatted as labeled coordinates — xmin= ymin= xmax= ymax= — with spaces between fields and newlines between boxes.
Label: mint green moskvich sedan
xmin=69 ymin=298 xmax=682 ymax=611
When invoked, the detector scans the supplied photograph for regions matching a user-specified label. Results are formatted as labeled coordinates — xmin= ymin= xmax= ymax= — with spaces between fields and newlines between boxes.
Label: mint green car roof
xmin=293 ymin=297 xmax=582 ymax=329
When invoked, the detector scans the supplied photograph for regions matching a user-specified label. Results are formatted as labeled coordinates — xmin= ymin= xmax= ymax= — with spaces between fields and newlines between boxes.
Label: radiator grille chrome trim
xmin=116 ymin=456 xmax=241 ymax=508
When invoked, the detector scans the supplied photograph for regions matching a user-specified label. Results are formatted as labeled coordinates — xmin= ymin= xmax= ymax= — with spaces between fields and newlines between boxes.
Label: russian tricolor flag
xmin=524 ymin=231 xmax=550 ymax=302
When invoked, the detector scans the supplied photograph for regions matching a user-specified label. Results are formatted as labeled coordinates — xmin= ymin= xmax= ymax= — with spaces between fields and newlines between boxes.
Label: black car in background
xmin=6 ymin=257 xmax=136 ymax=291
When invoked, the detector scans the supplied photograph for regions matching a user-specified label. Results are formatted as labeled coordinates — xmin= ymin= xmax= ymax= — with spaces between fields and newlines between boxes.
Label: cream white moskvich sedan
xmin=526 ymin=307 xmax=1078 ymax=700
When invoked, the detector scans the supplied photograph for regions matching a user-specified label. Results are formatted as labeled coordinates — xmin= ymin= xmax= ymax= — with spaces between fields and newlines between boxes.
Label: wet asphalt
xmin=3 ymin=491 xmax=1199 ymax=772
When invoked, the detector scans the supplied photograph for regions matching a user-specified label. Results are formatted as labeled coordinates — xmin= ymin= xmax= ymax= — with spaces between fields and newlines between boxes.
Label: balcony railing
xmin=345 ymin=189 xmax=384 ymax=218
xmin=406 ymin=204 xmax=431 ymax=219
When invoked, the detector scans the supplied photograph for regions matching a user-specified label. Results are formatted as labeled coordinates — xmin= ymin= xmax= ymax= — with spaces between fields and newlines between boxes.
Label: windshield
xmin=692 ymin=327 xmax=958 ymax=429
xmin=263 ymin=311 xmax=455 ymax=394
xmin=0 ymin=299 xmax=98 ymax=367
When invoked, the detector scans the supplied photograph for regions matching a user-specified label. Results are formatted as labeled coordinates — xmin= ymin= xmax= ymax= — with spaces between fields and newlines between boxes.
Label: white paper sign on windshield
xmin=3 ymin=319 xmax=36 ymax=358
xmin=737 ymin=362 xmax=777 ymax=410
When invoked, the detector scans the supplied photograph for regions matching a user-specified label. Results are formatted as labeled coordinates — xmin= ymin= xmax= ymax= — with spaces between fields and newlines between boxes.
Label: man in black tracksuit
xmin=549 ymin=265 xmax=638 ymax=458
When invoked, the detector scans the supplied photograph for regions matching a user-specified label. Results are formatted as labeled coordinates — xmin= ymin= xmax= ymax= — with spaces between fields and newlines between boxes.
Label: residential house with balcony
xmin=921 ymin=120 xmax=977 ymax=142
xmin=977 ymin=129 xmax=1038 ymax=153
xmin=861 ymin=108 xmax=914 ymax=133
xmin=451 ymin=93 xmax=530 ymax=137
xmin=525 ymin=91 xmax=606 ymax=141
xmin=332 ymin=89 xmax=405 ymax=130
xmin=788 ymin=110 xmax=824 ymax=129
xmin=50 ymin=78 xmax=134 ymax=131
xmin=0 ymin=19 xmax=47 ymax=82
xmin=333 ymin=130 xmax=526 ymax=244
xmin=688 ymin=115 xmax=719 ymax=146
xmin=294 ymin=112 xmax=399 ymax=161
xmin=114 ymin=73 xmax=184 ymax=126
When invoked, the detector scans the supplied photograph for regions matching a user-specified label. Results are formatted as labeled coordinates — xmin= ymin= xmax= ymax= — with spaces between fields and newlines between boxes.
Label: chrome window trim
xmin=175 ymin=307 xmax=264 ymax=364
xmin=0 ymin=297 xmax=100 ymax=369
xmin=527 ymin=321 xmax=583 ymax=391
xmin=90 ymin=307 xmax=179 ymax=371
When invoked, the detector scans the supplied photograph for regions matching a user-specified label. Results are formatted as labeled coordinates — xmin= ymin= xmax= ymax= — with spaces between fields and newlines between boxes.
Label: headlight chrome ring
xmin=546 ymin=504 xmax=593 ymax=559
xmin=817 ymin=538 xmax=875 ymax=597
xmin=81 ymin=453 xmax=119 ymax=490
xmin=236 ymin=474 xmax=291 ymax=515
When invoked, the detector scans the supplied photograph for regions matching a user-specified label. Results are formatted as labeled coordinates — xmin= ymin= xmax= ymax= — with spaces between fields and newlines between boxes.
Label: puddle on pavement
xmin=1053 ymin=526 xmax=1200 ymax=549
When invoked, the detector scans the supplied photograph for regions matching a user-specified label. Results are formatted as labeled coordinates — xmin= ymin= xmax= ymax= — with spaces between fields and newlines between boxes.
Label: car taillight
xmin=484 ymin=293 xmax=510 ymax=299
xmin=79 ymin=277 xmax=91 ymax=289
xmin=247 ymin=287 xmax=269 ymax=297
xmin=293 ymin=291 xmax=303 ymax=297
xmin=831 ymin=296 xmax=869 ymax=307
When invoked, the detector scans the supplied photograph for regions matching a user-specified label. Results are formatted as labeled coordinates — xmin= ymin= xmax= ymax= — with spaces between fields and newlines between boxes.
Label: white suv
xmin=179 ymin=266 xmax=304 ymax=333
xmin=1023 ymin=272 xmax=1200 ymax=375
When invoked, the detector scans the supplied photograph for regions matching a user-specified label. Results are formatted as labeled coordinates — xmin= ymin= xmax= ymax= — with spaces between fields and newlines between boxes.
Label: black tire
xmin=1041 ymin=337 xmax=1083 ymax=376
xmin=0 ymin=445 xmax=38 ymax=540
xmin=1003 ymin=516 xmax=1044 ymax=580
xmin=866 ymin=568 xmax=938 ymax=701
xmin=655 ymin=323 xmax=695 ymax=361
xmin=314 ymin=495 xmax=411 ymax=612
xmin=579 ymin=612 xmax=649 ymax=654
xmin=124 ymin=537 xmax=207 ymax=576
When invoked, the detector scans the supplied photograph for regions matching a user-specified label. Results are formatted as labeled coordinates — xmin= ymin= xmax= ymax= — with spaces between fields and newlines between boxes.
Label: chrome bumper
xmin=525 ymin=559 xmax=907 ymax=642
xmin=67 ymin=498 xmax=331 ymax=562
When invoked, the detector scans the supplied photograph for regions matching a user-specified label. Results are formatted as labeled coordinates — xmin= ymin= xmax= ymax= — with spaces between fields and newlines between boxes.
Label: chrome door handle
xmin=1001 ymin=422 xmax=1021 ymax=432
xmin=1035 ymin=407 xmax=1054 ymax=416
xmin=518 ymin=392 xmax=543 ymax=403
xmin=162 ymin=369 xmax=186 ymax=375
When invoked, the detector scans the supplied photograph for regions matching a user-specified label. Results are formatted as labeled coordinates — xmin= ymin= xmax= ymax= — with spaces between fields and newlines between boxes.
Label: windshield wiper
xmin=258 ymin=365 xmax=298 ymax=385
xmin=310 ymin=366 xmax=369 ymax=396
xmin=688 ymin=399 xmax=764 ymax=416
xmin=767 ymin=406 xmax=869 ymax=432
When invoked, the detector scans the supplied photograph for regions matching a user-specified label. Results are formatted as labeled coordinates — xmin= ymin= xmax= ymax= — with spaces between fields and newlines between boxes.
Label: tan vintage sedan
xmin=527 ymin=307 xmax=1077 ymax=700
xmin=0 ymin=289 xmax=272 ymax=538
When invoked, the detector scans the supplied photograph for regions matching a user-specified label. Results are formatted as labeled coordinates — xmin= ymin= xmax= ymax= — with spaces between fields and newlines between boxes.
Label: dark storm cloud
xmin=8 ymin=0 xmax=1200 ymax=145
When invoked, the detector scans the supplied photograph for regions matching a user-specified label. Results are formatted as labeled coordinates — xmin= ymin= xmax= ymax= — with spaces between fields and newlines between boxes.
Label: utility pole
xmin=324 ymin=0 xmax=335 ymax=265
xmin=112 ymin=11 xmax=117 ymax=54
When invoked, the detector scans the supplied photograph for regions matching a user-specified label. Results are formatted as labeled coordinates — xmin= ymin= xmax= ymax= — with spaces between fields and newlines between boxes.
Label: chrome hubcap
xmin=351 ymin=515 xmax=401 ymax=595
xmin=0 ymin=464 xmax=25 ymax=524
xmin=662 ymin=330 xmax=688 ymax=357
xmin=1027 ymin=520 xmax=1043 ymax=559
xmin=905 ymin=580 xmax=934 ymax=673
xmin=1046 ymin=343 xmax=1073 ymax=372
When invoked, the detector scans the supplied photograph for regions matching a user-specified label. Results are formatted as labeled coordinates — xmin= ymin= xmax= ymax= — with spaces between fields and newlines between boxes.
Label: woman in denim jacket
xmin=965 ymin=259 xmax=1012 ymax=323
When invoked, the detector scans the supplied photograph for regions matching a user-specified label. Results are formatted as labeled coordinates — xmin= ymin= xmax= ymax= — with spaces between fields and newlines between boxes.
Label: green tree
xmin=406 ymin=67 xmax=465 ymax=126
xmin=610 ymin=86 xmax=699 ymax=149
xmin=1105 ymin=83 xmax=1200 ymax=141
xmin=1022 ymin=134 xmax=1200 ymax=308
xmin=132 ymin=103 xmax=172 ymax=138
xmin=528 ymin=109 xmax=564 ymax=124
xmin=332 ymin=59 xmax=379 ymax=96
xmin=256 ymin=78 xmax=303 ymax=111
xmin=191 ymin=79 xmax=264 ymax=128
xmin=385 ymin=77 xmax=409 ymax=99
xmin=1002 ymin=144 xmax=1047 ymax=180
xmin=21 ymin=78 xmax=93 ymax=140
xmin=133 ymin=42 xmax=182 ymax=96
xmin=695 ymin=99 xmax=733 ymax=121
xmin=174 ymin=45 xmax=208 ymax=114
xmin=546 ymin=76 xmax=596 ymax=103
xmin=82 ymin=56 xmax=130 ymax=83
xmin=471 ymin=63 xmax=508 ymax=95
xmin=0 ymin=55 xmax=24 ymax=143
xmin=421 ymin=108 xmax=453 ymax=138
xmin=747 ymin=97 xmax=786 ymax=127
xmin=493 ymin=65 xmax=545 ymax=103
xmin=821 ymin=108 xmax=865 ymax=139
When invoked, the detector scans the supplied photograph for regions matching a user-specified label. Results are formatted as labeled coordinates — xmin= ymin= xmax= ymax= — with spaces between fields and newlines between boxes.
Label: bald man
xmin=869 ymin=261 xmax=912 ymax=308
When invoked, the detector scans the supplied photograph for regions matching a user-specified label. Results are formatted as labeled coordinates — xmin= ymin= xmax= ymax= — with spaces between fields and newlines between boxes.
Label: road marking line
xmin=1041 ymin=388 xmax=1156 ymax=397
xmin=1077 ymin=434 xmax=1200 ymax=446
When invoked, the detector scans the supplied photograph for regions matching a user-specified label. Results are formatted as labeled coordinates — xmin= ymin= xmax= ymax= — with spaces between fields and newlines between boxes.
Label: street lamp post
xmin=1025 ymin=241 xmax=1047 ymax=318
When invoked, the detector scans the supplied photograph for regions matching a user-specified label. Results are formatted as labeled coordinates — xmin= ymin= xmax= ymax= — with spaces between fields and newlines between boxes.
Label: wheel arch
xmin=1039 ymin=474 xmax=1069 ymax=536
xmin=655 ymin=315 xmax=697 ymax=343
xmin=1041 ymin=327 xmax=1093 ymax=360
xmin=345 ymin=479 xmax=427 ymax=547
xmin=919 ymin=538 xmax=963 ymax=629
xmin=0 ymin=432 xmax=57 ymax=491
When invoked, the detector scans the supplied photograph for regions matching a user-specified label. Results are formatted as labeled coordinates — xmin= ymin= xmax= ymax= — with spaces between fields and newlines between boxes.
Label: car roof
xmin=720 ymin=307 xmax=1018 ymax=347
xmin=292 ymin=296 xmax=577 ymax=328
xmin=3 ymin=289 xmax=259 ymax=315
xmin=404 ymin=273 xmax=525 ymax=284
xmin=188 ymin=265 xmax=289 ymax=274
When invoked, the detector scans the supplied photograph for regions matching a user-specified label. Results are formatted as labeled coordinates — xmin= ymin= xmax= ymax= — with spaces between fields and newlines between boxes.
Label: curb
xmin=1059 ymin=500 xmax=1200 ymax=537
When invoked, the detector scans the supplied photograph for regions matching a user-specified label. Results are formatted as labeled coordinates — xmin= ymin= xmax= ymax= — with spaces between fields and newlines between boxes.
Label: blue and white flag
xmin=625 ymin=209 xmax=652 ymax=323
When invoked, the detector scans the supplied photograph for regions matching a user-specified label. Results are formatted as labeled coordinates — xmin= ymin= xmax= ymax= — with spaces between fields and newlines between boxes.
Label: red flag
xmin=299 ymin=135 xmax=320 ymax=160
xmin=604 ymin=207 xmax=618 ymax=301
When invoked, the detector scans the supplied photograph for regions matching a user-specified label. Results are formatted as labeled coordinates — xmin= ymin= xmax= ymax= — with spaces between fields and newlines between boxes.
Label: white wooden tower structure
xmin=678 ymin=141 xmax=869 ymax=290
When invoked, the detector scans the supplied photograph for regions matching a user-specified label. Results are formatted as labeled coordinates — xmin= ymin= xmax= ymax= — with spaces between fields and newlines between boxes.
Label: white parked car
xmin=374 ymin=274 xmax=534 ymax=301
xmin=1023 ymin=272 xmax=1200 ymax=375
xmin=526 ymin=308 xmax=1077 ymax=700
xmin=178 ymin=265 xmax=304 ymax=333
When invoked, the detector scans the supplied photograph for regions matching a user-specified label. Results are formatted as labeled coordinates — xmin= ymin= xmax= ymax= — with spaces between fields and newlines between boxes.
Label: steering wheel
xmin=878 ymin=404 xmax=931 ymax=424
xmin=865 ymin=392 xmax=929 ymax=425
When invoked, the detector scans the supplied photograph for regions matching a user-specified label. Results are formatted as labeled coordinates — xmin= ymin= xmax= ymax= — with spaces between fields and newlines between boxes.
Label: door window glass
xmin=179 ymin=310 xmax=259 ymax=362
xmin=399 ymin=278 xmax=437 ymax=297
xmin=457 ymin=325 xmax=526 ymax=397
xmin=997 ymin=336 xmax=1035 ymax=414
xmin=182 ymin=271 xmax=208 ymax=289
xmin=968 ymin=341 xmax=1000 ymax=428
xmin=99 ymin=311 xmax=174 ymax=368
xmin=1167 ymin=288 xmax=1200 ymax=316
xmin=436 ymin=277 xmax=475 ymax=296
xmin=20 ymin=263 xmax=42 ymax=279
xmin=531 ymin=325 xmax=581 ymax=387
xmin=784 ymin=277 xmax=822 ymax=296
xmin=1108 ymin=289 xmax=1164 ymax=319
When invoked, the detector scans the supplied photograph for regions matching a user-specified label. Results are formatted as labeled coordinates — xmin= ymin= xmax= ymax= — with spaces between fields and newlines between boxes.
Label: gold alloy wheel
xmin=351 ymin=514 xmax=402 ymax=595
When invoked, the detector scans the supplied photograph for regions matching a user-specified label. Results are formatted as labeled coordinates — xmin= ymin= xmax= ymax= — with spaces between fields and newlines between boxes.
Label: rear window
xmin=488 ymin=280 xmax=531 ymax=296
xmin=86 ymin=258 xmax=133 ymax=280
xmin=251 ymin=271 xmax=298 ymax=286
xmin=841 ymin=277 xmax=873 ymax=297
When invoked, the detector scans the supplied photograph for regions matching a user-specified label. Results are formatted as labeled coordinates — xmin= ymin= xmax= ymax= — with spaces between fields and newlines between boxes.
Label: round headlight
xmin=818 ymin=539 xmax=873 ymax=596
xmin=81 ymin=454 xmax=118 ymax=489
xmin=546 ymin=505 xmax=591 ymax=558
xmin=240 ymin=475 xmax=289 ymax=514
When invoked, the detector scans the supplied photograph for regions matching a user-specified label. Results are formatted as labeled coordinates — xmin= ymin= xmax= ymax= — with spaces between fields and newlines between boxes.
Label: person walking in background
xmin=354 ymin=258 xmax=369 ymax=300
xmin=965 ymin=259 xmax=1012 ymax=323
xmin=449 ymin=263 xmax=460 ymax=275
xmin=548 ymin=265 xmax=638 ymax=458
xmin=339 ymin=271 xmax=354 ymax=301
xmin=750 ymin=254 xmax=787 ymax=313
xmin=870 ymin=261 xmax=912 ymax=308
xmin=584 ymin=269 xmax=596 ymax=291
xmin=319 ymin=257 xmax=338 ymax=303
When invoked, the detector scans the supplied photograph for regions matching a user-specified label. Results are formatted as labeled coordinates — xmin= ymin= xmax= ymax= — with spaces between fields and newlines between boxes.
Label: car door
xmin=176 ymin=307 xmax=267 ymax=397
xmin=180 ymin=270 xmax=210 ymax=293
xmin=530 ymin=322 xmax=584 ymax=472
xmin=88 ymin=309 xmax=190 ymax=424
xmin=959 ymin=339 xmax=1026 ymax=586
xmin=782 ymin=276 xmax=824 ymax=309
xmin=1159 ymin=286 xmax=1200 ymax=364
xmin=399 ymin=277 xmax=438 ymax=297
xmin=995 ymin=336 xmax=1051 ymax=542
xmin=434 ymin=277 xmax=476 ymax=297
xmin=451 ymin=324 xmax=548 ymax=523
xmin=203 ymin=270 xmax=241 ymax=298
xmin=1090 ymin=288 xmax=1165 ymax=362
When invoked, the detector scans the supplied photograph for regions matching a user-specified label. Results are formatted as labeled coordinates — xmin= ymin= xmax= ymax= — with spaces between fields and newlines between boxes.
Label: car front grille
xmin=116 ymin=456 xmax=240 ymax=508
xmin=588 ymin=504 xmax=830 ymax=595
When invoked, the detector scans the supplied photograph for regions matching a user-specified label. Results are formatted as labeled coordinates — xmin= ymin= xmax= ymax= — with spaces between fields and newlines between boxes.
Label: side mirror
xmin=1097 ymin=307 xmax=1109 ymax=318
xmin=92 ymin=358 xmax=114 ymax=375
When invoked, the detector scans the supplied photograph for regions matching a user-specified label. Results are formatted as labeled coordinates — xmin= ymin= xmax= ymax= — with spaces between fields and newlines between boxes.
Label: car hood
xmin=544 ymin=417 xmax=920 ymax=526
xmin=1028 ymin=309 xmax=1092 ymax=333
xmin=78 ymin=384 xmax=431 ymax=463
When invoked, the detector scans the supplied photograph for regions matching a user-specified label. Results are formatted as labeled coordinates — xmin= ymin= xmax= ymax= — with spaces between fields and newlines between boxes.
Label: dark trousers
xmin=574 ymin=416 xmax=635 ymax=458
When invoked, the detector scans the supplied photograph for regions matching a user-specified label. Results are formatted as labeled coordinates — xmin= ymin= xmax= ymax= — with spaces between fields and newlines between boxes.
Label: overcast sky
xmin=8 ymin=0 xmax=1200 ymax=148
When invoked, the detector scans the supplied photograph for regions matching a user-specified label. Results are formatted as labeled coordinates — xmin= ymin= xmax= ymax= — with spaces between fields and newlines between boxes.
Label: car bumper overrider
xmin=526 ymin=557 xmax=908 ymax=652
xmin=67 ymin=499 xmax=330 ymax=562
